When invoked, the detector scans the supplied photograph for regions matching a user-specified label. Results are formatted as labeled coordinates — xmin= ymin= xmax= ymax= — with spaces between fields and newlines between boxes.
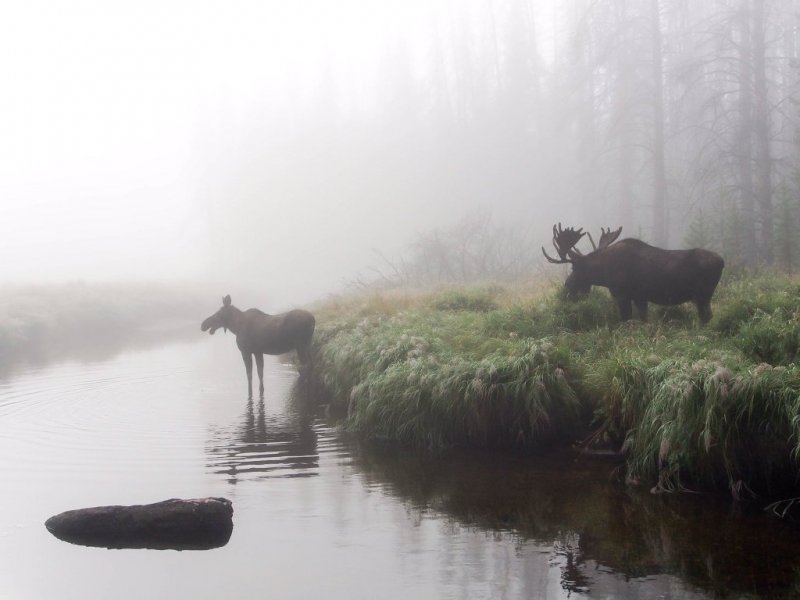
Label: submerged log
xmin=45 ymin=497 xmax=233 ymax=550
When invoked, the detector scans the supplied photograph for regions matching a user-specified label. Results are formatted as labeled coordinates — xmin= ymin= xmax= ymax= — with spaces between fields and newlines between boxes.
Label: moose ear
xmin=223 ymin=295 xmax=232 ymax=306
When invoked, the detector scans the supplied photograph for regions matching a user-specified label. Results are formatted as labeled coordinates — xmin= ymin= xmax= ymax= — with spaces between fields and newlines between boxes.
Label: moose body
xmin=201 ymin=295 xmax=315 ymax=398
xmin=544 ymin=225 xmax=724 ymax=323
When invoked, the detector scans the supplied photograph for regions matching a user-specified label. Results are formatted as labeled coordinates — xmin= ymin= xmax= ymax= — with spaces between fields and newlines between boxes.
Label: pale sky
xmin=0 ymin=0 xmax=560 ymax=305
xmin=0 ymin=1 xmax=430 ymax=282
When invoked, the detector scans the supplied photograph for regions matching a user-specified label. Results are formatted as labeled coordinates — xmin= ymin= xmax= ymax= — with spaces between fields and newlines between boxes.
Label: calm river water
xmin=1 ymin=334 xmax=799 ymax=599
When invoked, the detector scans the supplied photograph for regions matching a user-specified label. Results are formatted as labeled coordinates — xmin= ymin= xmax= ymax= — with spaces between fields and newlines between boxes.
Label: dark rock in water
xmin=45 ymin=497 xmax=233 ymax=550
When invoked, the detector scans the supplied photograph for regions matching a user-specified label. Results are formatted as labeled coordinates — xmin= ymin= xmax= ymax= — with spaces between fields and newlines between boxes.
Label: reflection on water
xmin=345 ymin=442 xmax=800 ymax=598
xmin=206 ymin=393 xmax=319 ymax=483
xmin=1 ymin=340 xmax=799 ymax=599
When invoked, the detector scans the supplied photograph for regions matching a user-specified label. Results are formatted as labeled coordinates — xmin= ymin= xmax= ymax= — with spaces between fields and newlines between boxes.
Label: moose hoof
xmin=45 ymin=497 xmax=233 ymax=550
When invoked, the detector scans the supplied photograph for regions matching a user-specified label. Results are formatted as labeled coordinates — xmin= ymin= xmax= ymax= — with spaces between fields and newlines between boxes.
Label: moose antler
xmin=542 ymin=223 xmax=586 ymax=264
xmin=598 ymin=226 xmax=622 ymax=249
xmin=586 ymin=226 xmax=623 ymax=252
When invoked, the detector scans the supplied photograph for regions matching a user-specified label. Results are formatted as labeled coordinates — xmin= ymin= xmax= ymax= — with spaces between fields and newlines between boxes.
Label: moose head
xmin=200 ymin=295 xmax=236 ymax=335
xmin=542 ymin=223 xmax=622 ymax=298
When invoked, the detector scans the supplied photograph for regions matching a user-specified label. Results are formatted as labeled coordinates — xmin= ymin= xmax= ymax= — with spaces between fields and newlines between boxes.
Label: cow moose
xmin=201 ymin=295 xmax=316 ymax=398
xmin=542 ymin=224 xmax=724 ymax=323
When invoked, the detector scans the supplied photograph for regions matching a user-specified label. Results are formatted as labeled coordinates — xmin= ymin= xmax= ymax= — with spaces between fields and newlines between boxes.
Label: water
xmin=1 ymin=335 xmax=799 ymax=599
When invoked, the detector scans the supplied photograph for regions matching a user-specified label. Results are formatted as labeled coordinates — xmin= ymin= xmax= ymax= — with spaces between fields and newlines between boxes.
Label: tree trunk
xmin=751 ymin=0 xmax=773 ymax=263
xmin=615 ymin=0 xmax=635 ymax=232
xmin=737 ymin=0 xmax=758 ymax=263
xmin=650 ymin=0 xmax=668 ymax=246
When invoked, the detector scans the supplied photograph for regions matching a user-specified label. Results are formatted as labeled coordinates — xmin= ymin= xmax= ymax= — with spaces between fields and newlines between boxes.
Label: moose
xmin=201 ymin=295 xmax=316 ymax=398
xmin=542 ymin=224 xmax=724 ymax=323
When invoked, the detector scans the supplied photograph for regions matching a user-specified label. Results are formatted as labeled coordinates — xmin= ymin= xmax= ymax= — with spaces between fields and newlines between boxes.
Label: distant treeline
xmin=0 ymin=282 xmax=212 ymax=365
xmin=203 ymin=0 xmax=800 ymax=282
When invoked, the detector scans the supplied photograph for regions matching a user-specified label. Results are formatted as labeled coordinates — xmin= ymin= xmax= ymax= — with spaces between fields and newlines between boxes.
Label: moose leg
xmin=297 ymin=343 xmax=312 ymax=367
xmin=298 ymin=344 xmax=315 ymax=381
xmin=615 ymin=296 xmax=633 ymax=321
xmin=696 ymin=300 xmax=713 ymax=324
xmin=634 ymin=300 xmax=648 ymax=322
xmin=241 ymin=351 xmax=254 ymax=399
xmin=255 ymin=353 xmax=265 ymax=397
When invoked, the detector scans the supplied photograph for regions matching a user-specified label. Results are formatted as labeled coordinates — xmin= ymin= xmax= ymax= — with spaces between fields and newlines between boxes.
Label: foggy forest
xmin=2 ymin=0 xmax=799 ymax=304
xmin=202 ymin=0 xmax=800 ymax=297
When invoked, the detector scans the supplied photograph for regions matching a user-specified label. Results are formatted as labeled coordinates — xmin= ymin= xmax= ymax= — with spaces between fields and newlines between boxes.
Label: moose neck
xmin=579 ymin=253 xmax=610 ymax=286
xmin=224 ymin=306 xmax=246 ymax=335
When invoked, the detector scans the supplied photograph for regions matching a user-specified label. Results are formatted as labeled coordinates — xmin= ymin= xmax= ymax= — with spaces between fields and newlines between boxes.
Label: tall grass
xmin=311 ymin=273 xmax=800 ymax=496
xmin=346 ymin=338 xmax=580 ymax=448
xmin=711 ymin=270 xmax=800 ymax=335
xmin=585 ymin=335 xmax=800 ymax=495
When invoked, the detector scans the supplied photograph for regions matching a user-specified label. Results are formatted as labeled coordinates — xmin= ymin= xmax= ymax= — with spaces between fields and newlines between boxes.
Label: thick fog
xmin=2 ymin=1 xmax=799 ymax=307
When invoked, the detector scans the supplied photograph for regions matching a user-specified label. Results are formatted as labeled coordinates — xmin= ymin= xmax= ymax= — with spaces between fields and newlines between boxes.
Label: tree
xmin=650 ymin=0 xmax=669 ymax=245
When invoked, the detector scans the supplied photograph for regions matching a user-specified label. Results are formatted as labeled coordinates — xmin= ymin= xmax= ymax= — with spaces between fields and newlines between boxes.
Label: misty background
xmin=2 ymin=0 xmax=799 ymax=308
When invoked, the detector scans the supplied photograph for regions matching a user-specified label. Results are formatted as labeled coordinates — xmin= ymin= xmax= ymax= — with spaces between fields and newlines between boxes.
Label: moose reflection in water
xmin=542 ymin=224 xmax=724 ymax=323
xmin=201 ymin=295 xmax=315 ymax=398
xmin=206 ymin=384 xmax=319 ymax=484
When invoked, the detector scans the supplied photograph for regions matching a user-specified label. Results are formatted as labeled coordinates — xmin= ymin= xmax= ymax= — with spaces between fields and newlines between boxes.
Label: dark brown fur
xmin=201 ymin=295 xmax=315 ymax=397
xmin=563 ymin=238 xmax=724 ymax=323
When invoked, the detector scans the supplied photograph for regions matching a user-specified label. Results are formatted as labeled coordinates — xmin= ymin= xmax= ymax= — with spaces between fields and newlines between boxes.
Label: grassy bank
xmin=310 ymin=272 xmax=800 ymax=497
xmin=0 ymin=282 xmax=211 ymax=364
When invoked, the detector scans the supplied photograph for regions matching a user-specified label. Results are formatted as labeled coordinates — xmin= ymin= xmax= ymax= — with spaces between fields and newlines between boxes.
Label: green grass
xmin=432 ymin=285 xmax=500 ymax=312
xmin=311 ymin=272 xmax=800 ymax=496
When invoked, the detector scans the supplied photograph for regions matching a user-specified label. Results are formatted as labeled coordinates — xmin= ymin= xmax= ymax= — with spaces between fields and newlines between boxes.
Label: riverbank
xmin=309 ymin=272 xmax=800 ymax=498
xmin=0 ymin=282 xmax=211 ymax=367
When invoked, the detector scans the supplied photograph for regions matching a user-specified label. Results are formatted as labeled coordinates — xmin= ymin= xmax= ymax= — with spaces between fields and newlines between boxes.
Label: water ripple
xmin=204 ymin=395 xmax=323 ymax=483
xmin=0 ymin=348 xmax=214 ymax=480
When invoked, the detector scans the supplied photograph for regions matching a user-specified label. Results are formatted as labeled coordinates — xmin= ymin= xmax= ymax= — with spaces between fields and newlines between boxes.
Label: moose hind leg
xmin=297 ymin=343 xmax=312 ymax=366
xmin=696 ymin=300 xmax=713 ymax=324
xmin=615 ymin=296 xmax=633 ymax=321
xmin=255 ymin=354 xmax=265 ymax=397
xmin=241 ymin=351 xmax=254 ymax=399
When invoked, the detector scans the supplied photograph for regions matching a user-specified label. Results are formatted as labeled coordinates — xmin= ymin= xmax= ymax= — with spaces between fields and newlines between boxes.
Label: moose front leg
xmin=241 ymin=351 xmax=254 ymax=398
xmin=255 ymin=353 xmax=265 ymax=397
xmin=615 ymin=296 xmax=633 ymax=321
xmin=634 ymin=299 xmax=648 ymax=322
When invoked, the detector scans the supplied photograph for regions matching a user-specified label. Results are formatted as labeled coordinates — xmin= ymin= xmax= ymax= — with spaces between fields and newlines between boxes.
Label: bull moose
xmin=201 ymin=295 xmax=316 ymax=398
xmin=542 ymin=224 xmax=724 ymax=323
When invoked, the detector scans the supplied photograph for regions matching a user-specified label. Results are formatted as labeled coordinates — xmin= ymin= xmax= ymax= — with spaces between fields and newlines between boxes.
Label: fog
xmin=2 ymin=1 xmax=799 ymax=307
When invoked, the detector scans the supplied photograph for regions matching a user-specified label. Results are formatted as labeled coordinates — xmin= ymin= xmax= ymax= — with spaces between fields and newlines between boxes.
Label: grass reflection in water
xmin=345 ymin=442 xmax=800 ymax=599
